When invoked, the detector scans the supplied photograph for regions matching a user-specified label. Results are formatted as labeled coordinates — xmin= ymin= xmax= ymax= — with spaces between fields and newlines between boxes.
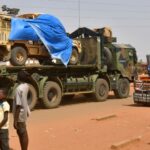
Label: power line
xmin=12 ymin=3 xmax=150 ymax=14
xmin=47 ymin=0 xmax=150 ymax=8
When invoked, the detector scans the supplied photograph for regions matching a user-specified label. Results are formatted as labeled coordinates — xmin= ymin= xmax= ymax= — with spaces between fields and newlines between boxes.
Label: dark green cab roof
xmin=112 ymin=44 xmax=135 ymax=49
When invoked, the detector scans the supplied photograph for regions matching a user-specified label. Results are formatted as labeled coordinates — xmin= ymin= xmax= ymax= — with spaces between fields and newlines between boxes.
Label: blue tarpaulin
xmin=9 ymin=14 xmax=72 ymax=66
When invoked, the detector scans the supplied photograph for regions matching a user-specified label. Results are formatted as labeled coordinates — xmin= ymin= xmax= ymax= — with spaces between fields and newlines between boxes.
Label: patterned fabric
xmin=0 ymin=101 xmax=10 ymax=129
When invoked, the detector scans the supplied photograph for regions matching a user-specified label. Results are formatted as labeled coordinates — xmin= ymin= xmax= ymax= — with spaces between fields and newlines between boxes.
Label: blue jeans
xmin=0 ymin=129 xmax=9 ymax=150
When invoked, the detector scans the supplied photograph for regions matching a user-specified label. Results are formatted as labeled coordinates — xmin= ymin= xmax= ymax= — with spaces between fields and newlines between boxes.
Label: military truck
xmin=133 ymin=55 xmax=150 ymax=104
xmin=0 ymin=27 xmax=137 ymax=110
xmin=0 ymin=13 xmax=80 ymax=66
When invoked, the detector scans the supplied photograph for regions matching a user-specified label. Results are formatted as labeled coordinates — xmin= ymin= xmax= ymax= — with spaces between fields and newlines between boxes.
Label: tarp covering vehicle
xmin=9 ymin=14 xmax=72 ymax=66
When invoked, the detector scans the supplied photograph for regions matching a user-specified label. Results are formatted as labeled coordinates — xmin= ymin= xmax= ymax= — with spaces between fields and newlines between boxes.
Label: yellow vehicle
xmin=0 ymin=13 xmax=80 ymax=66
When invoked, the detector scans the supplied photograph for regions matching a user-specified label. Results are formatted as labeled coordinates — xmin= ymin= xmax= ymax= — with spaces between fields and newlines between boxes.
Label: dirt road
xmin=9 ymin=88 xmax=150 ymax=150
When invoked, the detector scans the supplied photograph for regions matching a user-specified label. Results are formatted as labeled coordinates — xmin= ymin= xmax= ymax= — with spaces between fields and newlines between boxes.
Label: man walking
xmin=13 ymin=71 xmax=30 ymax=150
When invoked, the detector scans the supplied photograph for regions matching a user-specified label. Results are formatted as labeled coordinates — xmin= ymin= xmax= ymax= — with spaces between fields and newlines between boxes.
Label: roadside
xmin=9 ymin=84 xmax=150 ymax=150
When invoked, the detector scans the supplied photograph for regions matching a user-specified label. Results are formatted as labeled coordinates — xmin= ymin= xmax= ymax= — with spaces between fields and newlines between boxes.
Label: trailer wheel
xmin=10 ymin=46 xmax=27 ymax=66
xmin=114 ymin=78 xmax=130 ymax=98
xmin=94 ymin=79 xmax=109 ymax=101
xmin=69 ymin=48 xmax=79 ymax=65
xmin=27 ymin=84 xmax=38 ymax=110
xmin=42 ymin=81 xmax=62 ymax=108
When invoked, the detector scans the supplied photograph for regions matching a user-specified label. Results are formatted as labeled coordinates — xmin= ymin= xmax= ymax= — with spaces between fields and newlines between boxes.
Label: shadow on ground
xmin=61 ymin=94 xmax=120 ymax=106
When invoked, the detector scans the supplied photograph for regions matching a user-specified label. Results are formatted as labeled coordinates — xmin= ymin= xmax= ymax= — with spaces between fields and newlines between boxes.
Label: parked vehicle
xmin=0 ymin=13 xmax=81 ymax=66
xmin=133 ymin=55 xmax=150 ymax=104
xmin=0 ymin=27 xmax=137 ymax=110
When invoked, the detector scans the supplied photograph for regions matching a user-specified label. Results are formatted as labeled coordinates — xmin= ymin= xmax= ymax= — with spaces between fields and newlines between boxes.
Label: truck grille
xmin=134 ymin=80 xmax=150 ymax=103
xmin=0 ymin=28 xmax=10 ymax=44
xmin=133 ymin=91 xmax=150 ymax=103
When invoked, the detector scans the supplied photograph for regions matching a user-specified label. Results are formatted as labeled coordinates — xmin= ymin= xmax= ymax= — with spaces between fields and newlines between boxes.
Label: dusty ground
xmin=9 ymin=85 xmax=150 ymax=150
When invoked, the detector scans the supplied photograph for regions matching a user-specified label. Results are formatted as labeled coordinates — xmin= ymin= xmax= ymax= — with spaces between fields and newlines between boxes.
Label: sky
xmin=1 ymin=0 xmax=150 ymax=62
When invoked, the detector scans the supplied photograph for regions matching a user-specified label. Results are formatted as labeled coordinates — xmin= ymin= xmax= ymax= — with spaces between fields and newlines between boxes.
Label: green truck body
xmin=0 ymin=27 xmax=137 ymax=110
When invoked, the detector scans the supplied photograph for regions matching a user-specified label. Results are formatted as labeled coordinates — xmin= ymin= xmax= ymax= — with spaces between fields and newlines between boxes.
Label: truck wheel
xmin=114 ymin=78 xmax=130 ymax=98
xmin=42 ymin=81 xmax=62 ymax=108
xmin=94 ymin=79 xmax=109 ymax=101
xmin=69 ymin=48 xmax=79 ymax=65
xmin=27 ymin=84 xmax=38 ymax=110
xmin=10 ymin=46 xmax=27 ymax=66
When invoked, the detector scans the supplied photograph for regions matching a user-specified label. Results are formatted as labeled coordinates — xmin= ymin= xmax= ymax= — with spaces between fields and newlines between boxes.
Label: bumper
xmin=133 ymin=91 xmax=150 ymax=103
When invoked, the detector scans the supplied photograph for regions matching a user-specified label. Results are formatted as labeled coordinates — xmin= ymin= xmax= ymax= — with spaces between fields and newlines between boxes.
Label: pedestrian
xmin=0 ymin=88 xmax=10 ymax=150
xmin=13 ymin=70 xmax=30 ymax=150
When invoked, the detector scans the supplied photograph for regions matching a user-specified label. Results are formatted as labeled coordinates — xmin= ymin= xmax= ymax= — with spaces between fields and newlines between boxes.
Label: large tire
xmin=114 ymin=78 xmax=130 ymax=98
xmin=94 ymin=79 xmax=109 ymax=101
xmin=42 ymin=81 xmax=62 ymax=108
xmin=103 ymin=47 xmax=112 ymax=67
xmin=10 ymin=46 xmax=27 ymax=66
xmin=27 ymin=84 xmax=38 ymax=110
xmin=69 ymin=48 xmax=79 ymax=65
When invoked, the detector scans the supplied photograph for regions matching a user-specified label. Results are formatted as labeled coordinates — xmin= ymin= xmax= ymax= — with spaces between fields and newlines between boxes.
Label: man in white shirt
xmin=13 ymin=71 xmax=30 ymax=150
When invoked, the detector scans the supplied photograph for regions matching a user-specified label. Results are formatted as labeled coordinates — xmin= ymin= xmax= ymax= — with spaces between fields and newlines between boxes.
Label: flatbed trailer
xmin=0 ymin=27 xmax=137 ymax=110
xmin=0 ymin=62 xmax=131 ymax=110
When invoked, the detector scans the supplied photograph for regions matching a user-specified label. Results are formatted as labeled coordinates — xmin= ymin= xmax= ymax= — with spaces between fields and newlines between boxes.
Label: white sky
xmin=1 ymin=0 xmax=150 ymax=62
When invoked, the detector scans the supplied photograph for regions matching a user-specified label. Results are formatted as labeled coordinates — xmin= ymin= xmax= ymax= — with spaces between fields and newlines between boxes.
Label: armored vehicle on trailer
xmin=134 ymin=55 xmax=150 ymax=104
xmin=0 ymin=13 xmax=80 ymax=66
xmin=0 ymin=27 xmax=137 ymax=110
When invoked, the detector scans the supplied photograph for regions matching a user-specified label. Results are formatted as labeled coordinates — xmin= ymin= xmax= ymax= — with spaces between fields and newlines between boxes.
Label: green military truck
xmin=0 ymin=27 xmax=137 ymax=110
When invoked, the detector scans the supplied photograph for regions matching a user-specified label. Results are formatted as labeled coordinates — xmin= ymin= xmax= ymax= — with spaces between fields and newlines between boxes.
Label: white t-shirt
xmin=13 ymin=83 xmax=30 ymax=122
xmin=0 ymin=101 xmax=10 ymax=129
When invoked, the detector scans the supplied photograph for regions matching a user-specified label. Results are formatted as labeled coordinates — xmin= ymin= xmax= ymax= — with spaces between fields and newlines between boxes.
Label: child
xmin=0 ymin=88 xmax=10 ymax=150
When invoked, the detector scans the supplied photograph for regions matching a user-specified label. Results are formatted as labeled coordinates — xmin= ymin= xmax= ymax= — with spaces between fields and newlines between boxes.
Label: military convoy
xmin=0 ymin=12 xmax=138 ymax=110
